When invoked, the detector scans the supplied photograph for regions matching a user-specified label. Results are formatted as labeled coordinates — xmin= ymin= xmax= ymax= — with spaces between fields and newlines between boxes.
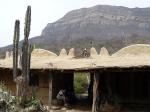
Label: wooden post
xmin=148 ymin=75 xmax=150 ymax=100
xmin=88 ymin=73 xmax=94 ymax=103
xmin=92 ymin=72 xmax=100 ymax=112
xmin=49 ymin=72 xmax=53 ymax=111
xmin=129 ymin=72 xmax=134 ymax=101
xmin=106 ymin=72 xmax=112 ymax=100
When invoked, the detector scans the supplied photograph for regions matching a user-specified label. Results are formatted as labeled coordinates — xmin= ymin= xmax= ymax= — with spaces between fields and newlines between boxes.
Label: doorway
xmin=73 ymin=72 xmax=93 ymax=111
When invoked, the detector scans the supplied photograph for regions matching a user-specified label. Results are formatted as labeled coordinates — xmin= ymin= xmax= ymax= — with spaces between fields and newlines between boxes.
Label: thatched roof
xmin=1 ymin=44 xmax=150 ymax=70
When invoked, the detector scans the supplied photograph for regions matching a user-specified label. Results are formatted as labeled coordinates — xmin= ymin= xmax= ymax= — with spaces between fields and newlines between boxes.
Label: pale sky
xmin=0 ymin=0 xmax=150 ymax=47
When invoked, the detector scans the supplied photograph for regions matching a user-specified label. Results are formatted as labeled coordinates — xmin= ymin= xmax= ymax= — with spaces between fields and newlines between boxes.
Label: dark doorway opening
xmin=109 ymin=71 xmax=150 ymax=110
xmin=73 ymin=72 xmax=93 ymax=111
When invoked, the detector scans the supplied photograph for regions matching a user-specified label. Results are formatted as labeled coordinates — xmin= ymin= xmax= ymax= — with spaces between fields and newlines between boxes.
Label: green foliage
xmin=25 ymin=97 xmax=48 ymax=112
xmin=74 ymin=72 xmax=90 ymax=94
xmin=23 ymin=86 xmax=47 ymax=111
xmin=0 ymin=81 xmax=47 ymax=112
xmin=0 ymin=81 xmax=17 ymax=112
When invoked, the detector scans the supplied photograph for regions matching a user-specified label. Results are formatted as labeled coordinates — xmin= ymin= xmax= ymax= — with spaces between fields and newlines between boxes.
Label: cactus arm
xmin=24 ymin=6 xmax=31 ymax=41
xmin=22 ymin=5 xmax=31 ymax=81
xmin=13 ymin=20 xmax=20 ymax=81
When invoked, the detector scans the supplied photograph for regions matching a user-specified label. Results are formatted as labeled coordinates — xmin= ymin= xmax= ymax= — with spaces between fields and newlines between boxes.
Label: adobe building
xmin=1 ymin=44 xmax=150 ymax=112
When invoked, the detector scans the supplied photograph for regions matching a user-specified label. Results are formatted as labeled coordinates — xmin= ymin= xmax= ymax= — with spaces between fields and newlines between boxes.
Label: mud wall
xmin=0 ymin=69 xmax=16 ymax=95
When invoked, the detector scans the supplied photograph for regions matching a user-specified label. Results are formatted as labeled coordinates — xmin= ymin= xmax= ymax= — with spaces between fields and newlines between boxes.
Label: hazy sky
xmin=0 ymin=0 xmax=150 ymax=47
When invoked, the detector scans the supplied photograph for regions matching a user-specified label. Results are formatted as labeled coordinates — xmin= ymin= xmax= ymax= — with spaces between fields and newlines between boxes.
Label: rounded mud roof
xmin=112 ymin=44 xmax=150 ymax=57
xmin=31 ymin=49 xmax=57 ymax=58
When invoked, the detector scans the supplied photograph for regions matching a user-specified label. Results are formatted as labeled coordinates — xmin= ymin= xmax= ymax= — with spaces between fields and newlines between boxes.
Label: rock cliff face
xmin=42 ymin=5 xmax=150 ymax=41
xmin=1 ymin=5 xmax=150 ymax=57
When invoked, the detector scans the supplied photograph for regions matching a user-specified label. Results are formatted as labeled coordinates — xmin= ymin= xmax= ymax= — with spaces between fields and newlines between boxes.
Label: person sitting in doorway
xmin=56 ymin=89 xmax=70 ymax=107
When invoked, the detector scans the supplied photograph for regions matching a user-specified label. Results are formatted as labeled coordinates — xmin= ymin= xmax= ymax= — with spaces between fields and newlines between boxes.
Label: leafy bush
xmin=0 ymin=81 xmax=47 ymax=112
xmin=74 ymin=72 xmax=90 ymax=94
xmin=0 ymin=81 xmax=17 ymax=112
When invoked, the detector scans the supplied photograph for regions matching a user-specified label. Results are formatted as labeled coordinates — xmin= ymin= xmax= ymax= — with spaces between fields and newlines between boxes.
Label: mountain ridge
xmin=1 ymin=5 xmax=150 ymax=58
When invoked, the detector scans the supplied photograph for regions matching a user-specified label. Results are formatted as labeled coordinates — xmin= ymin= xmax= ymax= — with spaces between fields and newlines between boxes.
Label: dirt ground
xmin=50 ymin=95 xmax=92 ymax=112
xmin=50 ymin=105 xmax=91 ymax=112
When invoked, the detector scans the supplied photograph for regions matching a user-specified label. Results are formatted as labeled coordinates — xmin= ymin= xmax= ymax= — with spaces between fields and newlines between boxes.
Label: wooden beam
xmin=48 ymin=72 xmax=53 ymax=110
xmin=92 ymin=72 xmax=100 ymax=112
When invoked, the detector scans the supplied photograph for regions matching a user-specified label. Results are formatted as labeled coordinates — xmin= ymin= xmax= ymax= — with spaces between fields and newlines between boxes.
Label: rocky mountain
xmin=1 ymin=5 xmax=150 ymax=58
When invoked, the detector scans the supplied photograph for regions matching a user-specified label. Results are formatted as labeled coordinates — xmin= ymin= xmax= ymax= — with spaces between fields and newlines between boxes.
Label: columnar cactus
xmin=21 ymin=5 xmax=32 ymax=102
xmin=13 ymin=20 xmax=20 ymax=81
xmin=22 ymin=5 xmax=31 ymax=84
xmin=13 ymin=5 xmax=32 ymax=103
